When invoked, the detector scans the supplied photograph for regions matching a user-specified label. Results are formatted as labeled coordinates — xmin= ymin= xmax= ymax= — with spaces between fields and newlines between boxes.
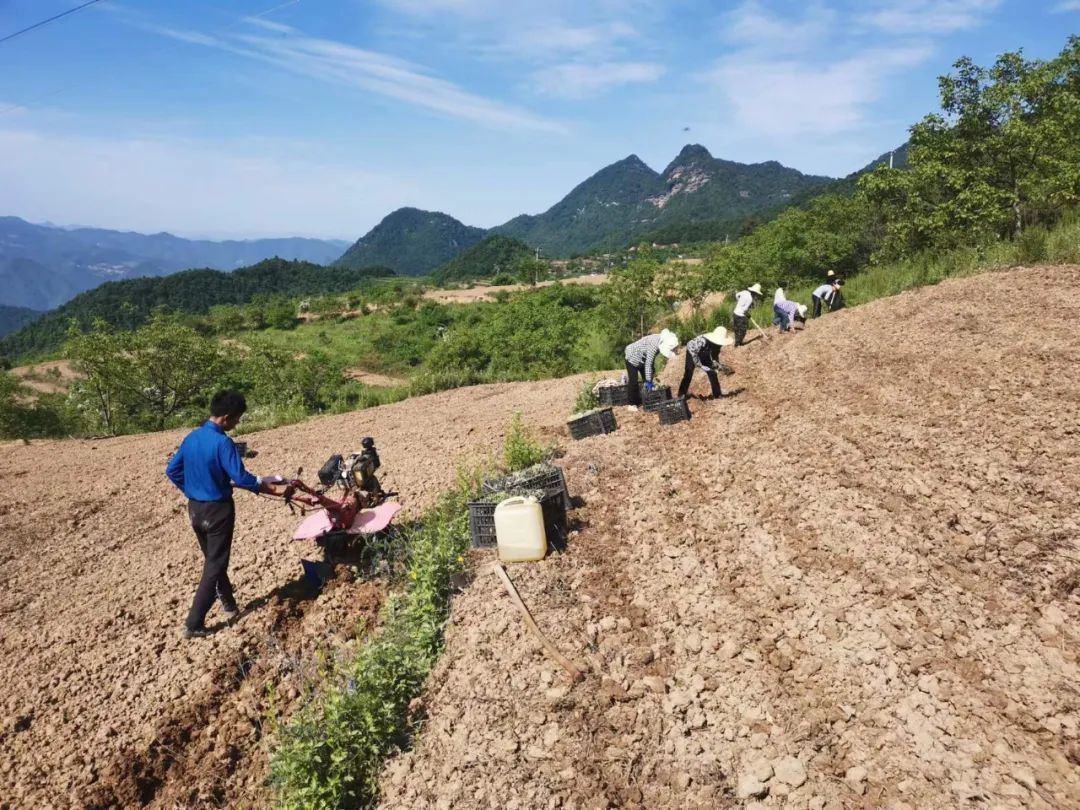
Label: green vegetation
xmin=430 ymin=235 xmax=536 ymax=283
xmin=0 ymin=258 xmax=394 ymax=359
xmin=0 ymin=305 xmax=43 ymax=341
xmin=336 ymin=207 xmax=486 ymax=276
xmin=502 ymin=411 xmax=550 ymax=471
xmin=270 ymin=416 xmax=544 ymax=809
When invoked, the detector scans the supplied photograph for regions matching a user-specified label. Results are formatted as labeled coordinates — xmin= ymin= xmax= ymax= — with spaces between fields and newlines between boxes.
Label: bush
xmin=572 ymin=381 xmax=599 ymax=415
xmin=503 ymin=412 xmax=549 ymax=472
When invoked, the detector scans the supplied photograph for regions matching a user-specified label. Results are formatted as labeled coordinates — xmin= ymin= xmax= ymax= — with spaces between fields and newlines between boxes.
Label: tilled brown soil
xmin=380 ymin=266 xmax=1080 ymax=810
xmin=0 ymin=374 xmax=600 ymax=809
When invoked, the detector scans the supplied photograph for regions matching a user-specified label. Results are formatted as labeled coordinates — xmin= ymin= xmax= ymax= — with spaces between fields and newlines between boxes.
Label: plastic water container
xmin=494 ymin=496 xmax=547 ymax=562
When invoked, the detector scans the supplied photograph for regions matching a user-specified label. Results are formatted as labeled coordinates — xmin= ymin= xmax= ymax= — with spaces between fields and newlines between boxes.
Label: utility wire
xmin=0 ymin=0 xmax=105 ymax=46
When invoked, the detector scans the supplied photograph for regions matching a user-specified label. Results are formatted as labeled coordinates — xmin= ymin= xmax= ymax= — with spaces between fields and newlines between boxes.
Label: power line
xmin=0 ymin=0 xmax=104 ymax=46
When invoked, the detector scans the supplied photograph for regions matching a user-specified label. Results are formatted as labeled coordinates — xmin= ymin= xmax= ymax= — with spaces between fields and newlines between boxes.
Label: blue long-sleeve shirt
xmin=165 ymin=421 xmax=259 ymax=502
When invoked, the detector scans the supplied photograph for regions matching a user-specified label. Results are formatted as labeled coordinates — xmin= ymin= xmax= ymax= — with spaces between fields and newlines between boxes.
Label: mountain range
xmin=5 ymin=141 xmax=903 ymax=311
xmin=337 ymin=144 xmax=838 ymax=276
xmin=0 ymin=217 xmax=349 ymax=310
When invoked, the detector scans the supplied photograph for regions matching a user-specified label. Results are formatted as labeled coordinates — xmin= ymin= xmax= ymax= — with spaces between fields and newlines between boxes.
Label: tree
xmin=66 ymin=314 xmax=229 ymax=432
xmin=861 ymin=37 xmax=1080 ymax=258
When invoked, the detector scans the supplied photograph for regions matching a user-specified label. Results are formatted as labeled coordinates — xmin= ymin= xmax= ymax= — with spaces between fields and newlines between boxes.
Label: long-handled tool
xmin=493 ymin=564 xmax=584 ymax=684
xmin=749 ymin=316 xmax=771 ymax=341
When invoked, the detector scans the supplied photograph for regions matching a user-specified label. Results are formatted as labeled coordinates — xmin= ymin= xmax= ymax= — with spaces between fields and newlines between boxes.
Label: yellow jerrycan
xmin=494 ymin=495 xmax=547 ymax=562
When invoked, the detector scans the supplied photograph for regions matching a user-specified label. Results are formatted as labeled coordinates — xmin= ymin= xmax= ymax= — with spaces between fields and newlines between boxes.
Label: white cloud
xmin=1053 ymin=0 xmax=1080 ymax=10
xmin=0 ymin=126 xmax=418 ymax=239
xmin=499 ymin=21 xmax=639 ymax=60
xmin=704 ymin=45 xmax=932 ymax=137
xmin=858 ymin=0 xmax=1002 ymax=34
xmin=120 ymin=16 xmax=564 ymax=133
xmin=531 ymin=61 xmax=665 ymax=99
xmin=721 ymin=1 xmax=836 ymax=53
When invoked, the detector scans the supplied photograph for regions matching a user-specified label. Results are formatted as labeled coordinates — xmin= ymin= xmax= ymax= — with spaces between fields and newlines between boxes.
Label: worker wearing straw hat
xmin=624 ymin=328 xmax=679 ymax=406
xmin=732 ymin=282 xmax=763 ymax=347
xmin=677 ymin=326 xmax=735 ymax=400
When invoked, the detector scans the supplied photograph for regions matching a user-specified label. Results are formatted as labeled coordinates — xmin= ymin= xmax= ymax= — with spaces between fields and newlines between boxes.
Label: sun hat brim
xmin=704 ymin=327 xmax=734 ymax=346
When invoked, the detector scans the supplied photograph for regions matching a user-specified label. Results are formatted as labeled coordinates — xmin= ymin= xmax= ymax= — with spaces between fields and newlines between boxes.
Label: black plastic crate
xmin=597 ymin=384 xmax=632 ymax=407
xmin=641 ymin=385 xmax=672 ymax=412
xmin=567 ymin=407 xmax=617 ymax=440
xmin=656 ymin=396 xmax=691 ymax=425
xmin=484 ymin=463 xmax=571 ymax=511
xmin=468 ymin=491 xmax=566 ymax=550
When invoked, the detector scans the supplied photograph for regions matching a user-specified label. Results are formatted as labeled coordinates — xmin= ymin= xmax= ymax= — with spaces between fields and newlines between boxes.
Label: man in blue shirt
xmin=166 ymin=390 xmax=286 ymax=639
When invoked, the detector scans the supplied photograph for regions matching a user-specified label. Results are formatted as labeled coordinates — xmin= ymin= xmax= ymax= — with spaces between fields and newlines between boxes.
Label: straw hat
xmin=658 ymin=328 xmax=679 ymax=359
xmin=703 ymin=326 xmax=734 ymax=347
xmin=748 ymin=283 xmax=763 ymax=295
xmin=797 ymin=304 xmax=808 ymax=317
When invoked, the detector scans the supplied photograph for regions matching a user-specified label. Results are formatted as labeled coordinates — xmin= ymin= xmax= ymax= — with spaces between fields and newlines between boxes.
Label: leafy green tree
xmin=862 ymin=37 xmax=1080 ymax=258
xmin=66 ymin=314 xmax=229 ymax=432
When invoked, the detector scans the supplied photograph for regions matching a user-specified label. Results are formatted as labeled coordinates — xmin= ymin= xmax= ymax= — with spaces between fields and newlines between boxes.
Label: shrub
xmin=503 ymin=412 xmax=549 ymax=472
xmin=572 ymin=381 xmax=599 ymax=415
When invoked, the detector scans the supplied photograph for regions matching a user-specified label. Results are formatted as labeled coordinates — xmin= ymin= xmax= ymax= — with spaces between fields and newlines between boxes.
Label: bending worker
xmin=811 ymin=278 xmax=843 ymax=318
xmin=775 ymin=300 xmax=808 ymax=333
xmin=733 ymin=283 xmax=763 ymax=347
xmin=624 ymin=328 xmax=679 ymax=406
xmin=678 ymin=326 xmax=735 ymax=400
xmin=166 ymin=390 xmax=287 ymax=640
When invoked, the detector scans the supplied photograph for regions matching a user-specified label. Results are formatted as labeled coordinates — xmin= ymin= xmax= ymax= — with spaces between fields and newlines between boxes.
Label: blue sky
xmin=0 ymin=0 xmax=1074 ymax=239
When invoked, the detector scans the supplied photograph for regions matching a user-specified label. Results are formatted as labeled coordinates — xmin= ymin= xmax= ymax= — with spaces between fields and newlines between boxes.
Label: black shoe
xmin=221 ymin=605 xmax=240 ymax=621
xmin=183 ymin=626 xmax=212 ymax=640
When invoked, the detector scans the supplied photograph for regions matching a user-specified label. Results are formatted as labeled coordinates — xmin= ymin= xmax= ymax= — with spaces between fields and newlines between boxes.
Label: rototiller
xmin=270 ymin=438 xmax=402 ymax=572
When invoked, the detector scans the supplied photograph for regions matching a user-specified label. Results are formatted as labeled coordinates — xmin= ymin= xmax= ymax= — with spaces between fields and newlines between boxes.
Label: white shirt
xmin=774 ymin=288 xmax=786 ymax=305
xmin=812 ymin=283 xmax=834 ymax=300
xmin=734 ymin=290 xmax=753 ymax=316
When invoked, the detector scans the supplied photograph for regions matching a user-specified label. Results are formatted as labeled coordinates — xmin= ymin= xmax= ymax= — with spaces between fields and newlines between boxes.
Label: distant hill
xmin=0 ymin=305 xmax=43 ymax=340
xmin=0 ymin=216 xmax=349 ymax=310
xmin=430 ymin=235 xmax=535 ymax=283
xmin=336 ymin=208 xmax=486 ymax=276
xmin=1 ymin=258 xmax=393 ymax=359
xmin=494 ymin=144 xmax=834 ymax=255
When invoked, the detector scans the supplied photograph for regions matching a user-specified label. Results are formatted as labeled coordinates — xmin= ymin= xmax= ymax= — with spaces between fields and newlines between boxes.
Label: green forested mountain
xmin=494 ymin=145 xmax=834 ymax=254
xmin=0 ymin=305 xmax=43 ymax=340
xmin=336 ymin=208 xmax=486 ymax=276
xmin=1 ymin=258 xmax=393 ymax=359
xmin=430 ymin=235 xmax=535 ymax=282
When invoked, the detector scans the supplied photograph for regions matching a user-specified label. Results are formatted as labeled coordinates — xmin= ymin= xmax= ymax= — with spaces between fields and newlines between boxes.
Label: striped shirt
xmin=686 ymin=335 xmax=733 ymax=374
xmin=624 ymin=334 xmax=663 ymax=382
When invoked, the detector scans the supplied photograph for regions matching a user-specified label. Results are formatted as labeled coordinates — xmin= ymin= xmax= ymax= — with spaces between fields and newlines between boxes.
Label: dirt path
xmin=0 ymin=373 xmax=601 ymax=808
xmin=379 ymin=266 xmax=1080 ymax=810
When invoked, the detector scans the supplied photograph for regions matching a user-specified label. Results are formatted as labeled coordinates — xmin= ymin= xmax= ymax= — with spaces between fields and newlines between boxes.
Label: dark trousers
xmin=733 ymin=315 xmax=748 ymax=346
xmin=812 ymin=295 xmax=823 ymax=318
xmin=625 ymin=360 xmax=645 ymax=405
xmin=185 ymin=499 xmax=237 ymax=630
xmin=677 ymin=351 xmax=721 ymax=399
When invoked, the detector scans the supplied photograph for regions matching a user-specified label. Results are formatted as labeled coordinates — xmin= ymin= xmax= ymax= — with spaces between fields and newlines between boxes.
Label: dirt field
xmin=1 ymin=266 xmax=1078 ymax=809
xmin=380 ymin=266 xmax=1080 ymax=809
xmin=0 ymin=374 xmax=602 ymax=809
xmin=9 ymin=358 xmax=81 ymax=395
xmin=422 ymin=273 xmax=608 ymax=304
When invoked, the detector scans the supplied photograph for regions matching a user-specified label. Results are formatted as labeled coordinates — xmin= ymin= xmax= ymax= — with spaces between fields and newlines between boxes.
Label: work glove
xmin=644 ymin=381 xmax=654 ymax=392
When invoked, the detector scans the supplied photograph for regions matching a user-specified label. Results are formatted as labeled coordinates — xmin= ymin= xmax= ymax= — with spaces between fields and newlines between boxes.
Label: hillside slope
xmin=381 ymin=266 xmax=1080 ymax=809
xmin=1 ymin=267 xmax=1077 ymax=808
